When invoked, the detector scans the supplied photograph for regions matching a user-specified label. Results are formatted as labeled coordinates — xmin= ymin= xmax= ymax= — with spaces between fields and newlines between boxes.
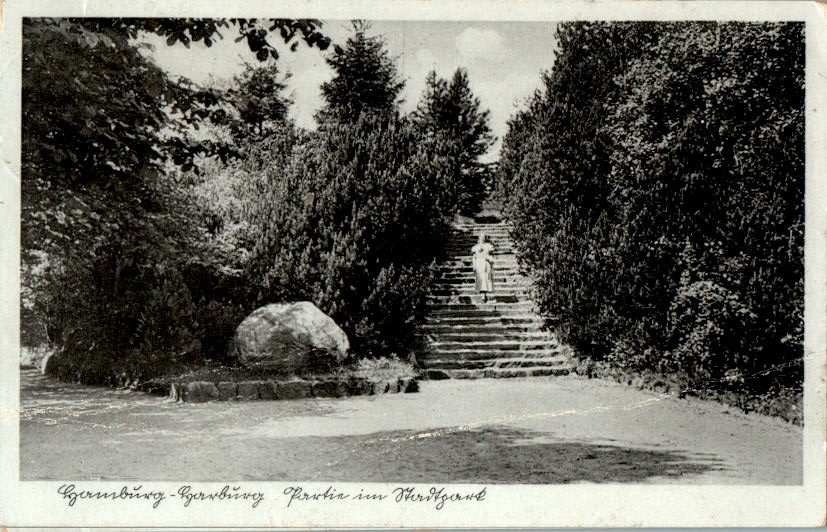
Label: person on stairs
xmin=472 ymin=233 xmax=495 ymax=303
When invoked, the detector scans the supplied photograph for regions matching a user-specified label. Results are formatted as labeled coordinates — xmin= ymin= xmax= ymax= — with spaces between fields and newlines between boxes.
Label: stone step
xmin=438 ymin=265 xmax=520 ymax=273
xmin=420 ymin=323 xmax=546 ymax=334
xmin=434 ymin=279 xmax=525 ymax=287
xmin=452 ymin=223 xmax=508 ymax=228
xmin=426 ymin=310 xmax=539 ymax=319
xmin=442 ymin=254 xmax=518 ymax=261
xmin=453 ymin=224 xmax=509 ymax=230
xmin=423 ymin=342 xmax=558 ymax=352
xmin=449 ymin=239 xmax=512 ymax=244
xmin=450 ymin=236 xmax=512 ymax=242
xmin=420 ymin=356 xmax=570 ymax=370
xmin=430 ymin=288 xmax=529 ymax=297
xmin=423 ymin=349 xmax=561 ymax=361
xmin=418 ymin=352 xmax=567 ymax=365
xmin=436 ymin=271 xmax=522 ymax=278
xmin=438 ymin=263 xmax=520 ymax=269
xmin=434 ymin=279 xmax=524 ymax=287
xmin=431 ymin=286 xmax=532 ymax=300
xmin=442 ymin=253 xmax=516 ymax=260
xmin=432 ymin=280 xmax=527 ymax=287
xmin=450 ymin=228 xmax=509 ymax=233
xmin=432 ymin=281 xmax=527 ymax=288
xmin=444 ymin=253 xmax=518 ymax=260
xmin=421 ymin=328 xmax=552 ymax=338
xmin=447 ymin=246 xmax=512 ymax=252
xmin=438 ymin=266 xmax=522 ymax=273
xmin=424 ymin=314 xmax=544 ymax=325
xmin=435 ymin=366 xmax=571 ymax=379
xmin=452 ymin=236 xmax=511 ymax=242
xmin=446 ymin=237 xmax=513 ymax=243
xmin=446 ymin=235 xmax=512 ymax=240
xmin=436 ymin=271 xmax=523 ymax=279
xmin=435 ymin=273 xmax=527 ymax=281
xmin=444 ymin=245 xmax=514 ymax=252
xmin=438 ymin=263 xmax=520 ymax=271
xmin=494 ymin=357 xmax=571 ymax=368
xmin=427 ymin=295 xmax=526 ymax=304
xmin=427 ymin=305 xmax=539 ymax=316
xmin=419 ymin=217 xmax=571 ymax=380
xmin=423 ymin=340 xmax=560 ymax=352
xmin=421 ymin=331 xmax=553 ymax=342
xmin=417 ymin=359 xmax=494 ymax=370
xmin=450 ymin=235 xmax=511 ymax=241
xmin=428 ymin=291 xmax=524 ymax=298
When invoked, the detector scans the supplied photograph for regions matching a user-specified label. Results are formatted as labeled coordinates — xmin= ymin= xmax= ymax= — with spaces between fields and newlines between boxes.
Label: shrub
xmin=39 ymin=195 xmax=200 ymax=384
xmin=246 ymin=113 xmax=456 ymax=356
xmin=664 ymin=280 xmax=757 ymax=382
xmin=497 ymin=22 xmax=804 ymax=391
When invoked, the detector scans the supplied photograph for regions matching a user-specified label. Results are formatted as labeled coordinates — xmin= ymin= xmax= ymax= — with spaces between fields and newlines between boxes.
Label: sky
xmin=143 ymin=21 xmax=560 ymax=161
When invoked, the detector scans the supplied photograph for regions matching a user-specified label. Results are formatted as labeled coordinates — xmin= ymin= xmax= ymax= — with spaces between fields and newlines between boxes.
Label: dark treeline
xmin=498 ymin=22 xmax=804 ymax=392
xmin=22 ymin=20 xmax=493 ymax=384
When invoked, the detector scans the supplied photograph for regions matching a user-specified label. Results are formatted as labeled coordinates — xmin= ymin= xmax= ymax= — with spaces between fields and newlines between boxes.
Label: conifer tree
xmin=230 ymin=61 xmax=293 ymax=137
xmin=414 ymin=68 xmax=494 ymax=214
xmin=316 ymin=21 xmax=405 ymax=124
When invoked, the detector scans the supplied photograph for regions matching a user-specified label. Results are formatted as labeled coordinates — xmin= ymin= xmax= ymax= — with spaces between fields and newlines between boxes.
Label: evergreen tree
xmin=414 ymin=68 xmax=494 ymax=214
xmin=230 ymin=61 xmax=293 ymax=137
xmin=316 ymin=21 xmax=405 ymax=124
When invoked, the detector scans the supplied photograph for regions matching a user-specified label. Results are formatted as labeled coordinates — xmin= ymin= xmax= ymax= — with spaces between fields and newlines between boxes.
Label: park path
xmin=19 ymin=369 xmax=801 ymax=484
xmin=417 ymin=216 xmax=572 ymax=378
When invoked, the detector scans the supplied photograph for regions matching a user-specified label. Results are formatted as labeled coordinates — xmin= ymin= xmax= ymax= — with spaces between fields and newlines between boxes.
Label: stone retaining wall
xmin=165 ymin=377 xmax=419 ymax=403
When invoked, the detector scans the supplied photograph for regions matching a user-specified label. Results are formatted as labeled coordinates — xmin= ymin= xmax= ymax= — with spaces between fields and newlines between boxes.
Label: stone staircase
xmin=417 ymin=217 xmax=573 ymax=379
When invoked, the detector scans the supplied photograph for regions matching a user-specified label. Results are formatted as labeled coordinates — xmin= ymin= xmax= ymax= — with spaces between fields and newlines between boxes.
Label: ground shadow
xmin=289 ymin=425 xmax=725 ymax=484
xmin=21 ymin=369 xmax=727 ymax=483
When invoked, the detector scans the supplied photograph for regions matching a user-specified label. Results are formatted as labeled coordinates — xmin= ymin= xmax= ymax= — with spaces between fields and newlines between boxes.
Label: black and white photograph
xmin=1 ymin=0 xmax=825 ymax=528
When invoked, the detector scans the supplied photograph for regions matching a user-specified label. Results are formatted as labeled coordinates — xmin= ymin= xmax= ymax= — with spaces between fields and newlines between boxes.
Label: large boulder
xmin=233 ymin=302 xmax=350 ymax=375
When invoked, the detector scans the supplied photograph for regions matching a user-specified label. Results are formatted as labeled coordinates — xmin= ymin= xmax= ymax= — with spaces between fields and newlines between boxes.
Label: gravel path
xmin=19 ymin=369 xmax=801 ymax=483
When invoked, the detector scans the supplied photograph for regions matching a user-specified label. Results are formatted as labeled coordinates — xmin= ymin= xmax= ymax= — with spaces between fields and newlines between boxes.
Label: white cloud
xmin=455 ymin=27 xmax=507 ymax=60
xmin=414 ymin=47 xmax=437 ymax=68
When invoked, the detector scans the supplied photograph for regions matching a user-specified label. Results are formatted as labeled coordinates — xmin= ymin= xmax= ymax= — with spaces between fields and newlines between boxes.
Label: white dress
xmin=471 ymin=242 xmax=494 ymax=293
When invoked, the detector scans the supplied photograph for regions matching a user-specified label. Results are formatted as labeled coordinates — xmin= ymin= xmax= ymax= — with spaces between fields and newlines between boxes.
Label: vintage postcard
xmin=1 ymin=0 xmax=825 ymax=528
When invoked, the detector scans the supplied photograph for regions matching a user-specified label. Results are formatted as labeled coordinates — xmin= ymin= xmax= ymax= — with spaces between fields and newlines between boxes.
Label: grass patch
xmin=349 ymin=355 xmax=418 ymax=381
xmin=572 ymin=358 xmax=803 ymax=425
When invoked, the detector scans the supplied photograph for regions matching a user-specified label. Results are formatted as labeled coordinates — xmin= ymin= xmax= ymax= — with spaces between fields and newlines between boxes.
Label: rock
xmin=182 ymin=382 xmax=219 ymax=403
xmin=236 ymin=382 xmax=259 ymax=401
xmin=400 ymin=378 xmax=419 ymax=393
xmin=139 ymin=380 xmax=169 ymax=396
xmin=277 ymin=380 xmax=313 ymax=400
xmin=347 ymin=378 xmax=373 ymax=396
xmin=258 ymin=381 xmax=278 ymax=400
xmin=233 ymin=302 xmax=350 ymax=375
xmin=423 ymin=369 xmax=450 ymax=380
xmin=371 ymin=381 xmax=390 ymax=395
xmin=217 ymin=382 xmax=237 ymax=401
xmin=313 ymin=380 xmax=345 ymax=398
